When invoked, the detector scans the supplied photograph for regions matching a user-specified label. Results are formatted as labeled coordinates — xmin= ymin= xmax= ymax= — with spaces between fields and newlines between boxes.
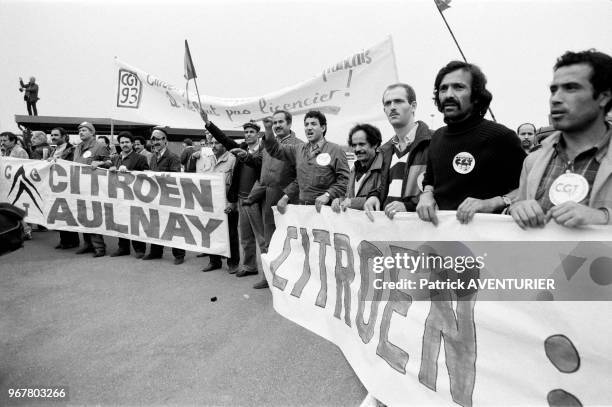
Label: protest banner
xmin=0 ymin=158 xmax=229 ymax=256
xmin=261 ymin=206 xmax=612 ymax=406
xmin=113 ymin=37 xmax=399 ymax=145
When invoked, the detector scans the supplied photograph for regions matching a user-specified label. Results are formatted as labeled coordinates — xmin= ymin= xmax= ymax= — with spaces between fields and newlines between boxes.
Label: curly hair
xmin=433 ymin=60 xmax=492 ymax=118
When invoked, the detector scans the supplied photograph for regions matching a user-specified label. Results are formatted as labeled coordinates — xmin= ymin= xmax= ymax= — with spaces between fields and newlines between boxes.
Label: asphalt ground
xmin=0 ymin=230 xmax=367 ymax=406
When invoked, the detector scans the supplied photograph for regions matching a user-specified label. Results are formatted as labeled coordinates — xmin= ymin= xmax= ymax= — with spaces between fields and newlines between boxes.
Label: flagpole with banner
xmin=184 ymin=39 xmax=202 ymax=108
xmin=433 ymin=0 xmax=497 ymax=122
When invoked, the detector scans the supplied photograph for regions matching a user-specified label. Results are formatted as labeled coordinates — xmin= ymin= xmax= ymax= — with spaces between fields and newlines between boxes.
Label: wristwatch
xmin=501 ymin=195 xmax=512 ymax=208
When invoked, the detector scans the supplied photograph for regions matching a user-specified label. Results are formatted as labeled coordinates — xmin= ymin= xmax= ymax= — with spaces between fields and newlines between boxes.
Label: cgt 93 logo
xmin=117 ymin=69 xmax=142 ymax=109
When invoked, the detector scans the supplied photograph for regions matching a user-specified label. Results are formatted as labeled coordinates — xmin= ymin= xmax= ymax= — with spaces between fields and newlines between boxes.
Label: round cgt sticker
xmin=549 ymin=172 xmax=589 ymax=205
xmin=452 ymin=152 xmax=475 ymax=174
xmin=316 ymin=152 xmax=331 ymax=166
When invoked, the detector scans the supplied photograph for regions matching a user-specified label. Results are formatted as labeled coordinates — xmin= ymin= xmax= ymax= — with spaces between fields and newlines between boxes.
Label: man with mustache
xmin=142 ymin=128 xmax=186 ymax=264
xmin=517 ymin=123 xmax=537 ymax=153
xmin=417 ymin=61 xmax=526 ymax=225
xmin=101 ymin=131 xmax=150 ymax=257
xmin=509 ymin=50 xmax=612 ymax=228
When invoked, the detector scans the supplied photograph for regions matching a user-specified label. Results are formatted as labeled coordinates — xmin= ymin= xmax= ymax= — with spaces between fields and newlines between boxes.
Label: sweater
xmin=422 ymin=115 xmax=526 ymax=210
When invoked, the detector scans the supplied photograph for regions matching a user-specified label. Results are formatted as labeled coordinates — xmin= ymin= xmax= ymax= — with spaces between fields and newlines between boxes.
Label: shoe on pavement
xmin=110 ymin=250 xmax=130 ymax=257
xmin=228 ymin=266 xmax=238 ymax=274
xmin=63 ymin=243 xmax=79 ymax=250
xmin=76 ymin=246 xmax=94 ymax=255
xmin=236 ymin=269 xmax=258 ymax=277
xmin=201 ymin=262 xmax=222 ymax=272
xmin=54 ymin=243 xmax=63 ymax=250
xmin=196 ymin=253 xmax=209 ymax=258
xmin=253 ymin=279 xmax=269 ymax=289
xmin=142 ymin=254 xmax=162 ymax=260
xmin=134 ymin=252 xmax=145 ymax=259
xmin=174 ymin=257 xmax=185 ymax=265
xmin=93 ymin=250 xmax=106 ymax=258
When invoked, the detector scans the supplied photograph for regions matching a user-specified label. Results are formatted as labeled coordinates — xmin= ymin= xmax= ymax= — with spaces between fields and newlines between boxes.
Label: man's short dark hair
xmin=382 ymin=83 xmax=417 ymax=104
xmin=433 ymin=60 xmax=493 ymax=118
xmin=134 ymin=135 xmax=146 ymax=145
xmin=273 ymin=109 xmax=292 ymax=125
xmin=348 ymin=124 xmax=382 ymax=148
xmin=554 ymin=49 xmax=612 ymax=114
xmin=517 ymin=123 xmax=536 ymax=134
xmin=0 ymin=131 xmax=18 ymax=142
xmin=118 ymin=131 xmax=134 ymax=143
xmin=51 ymin=127 xmax=68 ymax=139
xmin=183 ymin=138 xmax=193 ymax=146
xmin=304 ymin=110 xmax=327 ymax=136
xmin=98 ymin=135 xmax=110 ymax=146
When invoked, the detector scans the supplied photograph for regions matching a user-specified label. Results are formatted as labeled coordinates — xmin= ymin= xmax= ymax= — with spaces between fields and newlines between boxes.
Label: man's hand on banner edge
xmin=509 ymin=200 xmax=547 ymax=229
xmin=199 ymin=108 xmax=210 ymax=126
xmin=109 ymin=166 xmax=118 ymax=172
xmin=118 ymin=165 xmax=128 ymax=173
xmin=456 ymin=196 xmax=503 ymax=224
xmin=548 ymin=201 xmax=610 ymax=227
xmin=384 ymin=201 xmax=407 ymax=220
xmin=91 ymin=161 xmax=106 ymax=170
xmin=277 ymin=194 xmax=290 ymax=214
xmin=315 ymin=193 xmax=330 ymax=213
xmin=331 ymin=198 xmax=351 ymax=213
xmin=416 ymin=191 xmax=439 ymax=226
xmin=364 ymin=196 xmax=380 ymax=222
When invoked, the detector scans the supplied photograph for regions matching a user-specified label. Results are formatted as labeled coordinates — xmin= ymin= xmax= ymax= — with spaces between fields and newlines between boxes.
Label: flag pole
xmin=434 ymin=2 xmax=497 ymax=122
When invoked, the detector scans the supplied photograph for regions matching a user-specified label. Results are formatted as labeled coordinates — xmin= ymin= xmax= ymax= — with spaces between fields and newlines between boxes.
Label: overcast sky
xmin=1 ymin=0 xmax=611 ymax=138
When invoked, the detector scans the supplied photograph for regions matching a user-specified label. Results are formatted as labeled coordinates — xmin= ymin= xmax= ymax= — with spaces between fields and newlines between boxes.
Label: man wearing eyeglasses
xmin=141 ymin=128 xmax=186 ymax=265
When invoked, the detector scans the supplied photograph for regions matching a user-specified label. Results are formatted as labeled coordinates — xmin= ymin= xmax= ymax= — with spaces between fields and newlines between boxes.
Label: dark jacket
xmin=205 ymin=122 xmax=263 ymax=201
xmin=149 ymin=148 xmax=181 ymax=172
xmin=180 ymin=146 xmax=196 ymax=168
xmin=20 ymin=79 xmax=39 ymax=103
xmin=375 ymin=121 xmax=432 ymax=211
xmin=73 ymin=138 xmax=110 ymax=165
xmin=109 ymin=150 xmax=150 ymax=171
xmin=30 ymin=143 xmax=51 ymax=160
xmin=52 ymin=142 xmax=76 ymax=161
xmin=345 ymin=151 xmax=389 ymax=209
xmin=258 ymin=132 xmax=303 ymax=199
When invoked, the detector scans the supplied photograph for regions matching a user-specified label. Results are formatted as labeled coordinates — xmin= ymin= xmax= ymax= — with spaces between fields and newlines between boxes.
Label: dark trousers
xmin=262 ymin=186 xmax=285 ymax=247
xmin=59 ymin=231 xmax=79 ymax=247
xmin=26 ymin=101 xmax=37 ymax=116
xmin=148 ymin=244 xmax=185 ymax=259
xmin=83 ymin=233 xmax=105 ymax=251
xmin=118 ymin=237 xmax=146 ymax=254
xmin=238 ymin=198 xmax=266 ymax=271
xmin=209 ymin=208 xmax=239 ymax=267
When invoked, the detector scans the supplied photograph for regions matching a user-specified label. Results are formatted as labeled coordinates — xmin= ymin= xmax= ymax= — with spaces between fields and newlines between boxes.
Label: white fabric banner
xmin=261 ymin=206 xmax=612 ymax=406
xmin=0 ymin=158 xmax=229 ymax=256
xmin=113 ymin=37 xmax=399 ymax=145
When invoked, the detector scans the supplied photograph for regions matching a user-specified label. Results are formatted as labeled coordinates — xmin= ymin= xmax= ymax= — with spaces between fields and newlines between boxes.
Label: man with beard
xmin=49 ymin=127 xmax=80 ymax=249
xmin=101 ymin=131 xmax=150 ymax=257
xmin=517 ymin=122 xmax=537 ymax=153
xmin=417 ymin=61 xmax=526 ymax=225
xmin=142 ymin=128 xmax=186 ymax=264
xmin=509 ymin=50 xmax=612 ymax=228
xmin=73 ymin=121 xmax=109 ymax=257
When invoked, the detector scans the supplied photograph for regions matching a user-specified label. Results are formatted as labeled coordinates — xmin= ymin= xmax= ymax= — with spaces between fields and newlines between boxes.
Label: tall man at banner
xmin=245 ymin=110 xmax=302 ymax=289
xmin=73 ymin=122 xmax=109 ymax=257
xmin=134 ymin=135 xmax=153 ymax=165
xmin=101 ymin=131 xmax=150 ymax=257
xmin=363 ymin=83 xmax=433 ymax=220
xmin=509 ymin=50 xmax=612 ymax=228
xmin=199 ymin=109 xmax=266 ymax=278
xmin=193 ymin=139 xmax=239 ymax=272
xmin=142 ymin=128 xmax=186 ymax=265
xmin=262 ymin=110 xmax=349 ymax=213
xmin=416 ymin=61 xmax=526 ymax=225
xmin=0 ymin=132 xmax=29 ymax=158
xmin=49 ymin=127 xmax=80 ymax=250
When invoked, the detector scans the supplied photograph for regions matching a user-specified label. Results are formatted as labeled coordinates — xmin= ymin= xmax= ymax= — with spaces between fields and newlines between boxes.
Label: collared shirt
xmin=155 ymin=148 xmax=167 ymax=160
xmin=535 ymin=132 xmax=610 ymax=212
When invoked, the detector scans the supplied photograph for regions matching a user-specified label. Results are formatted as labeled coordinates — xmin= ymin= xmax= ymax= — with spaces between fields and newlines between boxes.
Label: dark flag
xmin=184 ymin=40 xmax=197 ymax=80
xmin=434 ymin=0 xmax=452 ymax=12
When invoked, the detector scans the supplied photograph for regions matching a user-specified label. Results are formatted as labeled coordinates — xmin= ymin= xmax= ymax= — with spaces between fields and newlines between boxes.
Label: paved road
xmin=0 ymin=231 xmax=367 ymax=406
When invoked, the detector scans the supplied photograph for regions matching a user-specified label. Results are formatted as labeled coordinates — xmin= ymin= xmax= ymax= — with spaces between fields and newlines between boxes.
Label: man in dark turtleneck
xmin=417 ymin=61 xmax=526 ymax=225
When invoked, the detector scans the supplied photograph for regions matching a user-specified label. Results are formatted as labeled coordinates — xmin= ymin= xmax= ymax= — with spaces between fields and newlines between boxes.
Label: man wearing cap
xmin=142 ymin=128 xmax=186 ymax=264
xmin=99 ymin=131 xmax=150 ymax=257
xmin=199 ymin=110 xmax=266 ymax=278
xmin=509 ymin=50 xmax=612 ymax=228
xmin=73 ymin=121 xmax=110 ymax=257
xmin=262 ymin=110 xmax=349 ymax=212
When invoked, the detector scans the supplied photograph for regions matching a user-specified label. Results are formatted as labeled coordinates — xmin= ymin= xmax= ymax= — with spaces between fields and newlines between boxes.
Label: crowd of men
xmin=2 ymin=49 xmax=611 ymax=290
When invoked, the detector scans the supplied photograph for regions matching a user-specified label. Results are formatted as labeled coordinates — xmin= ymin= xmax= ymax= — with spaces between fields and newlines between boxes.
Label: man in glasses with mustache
xmin=142 ymin=128 xmax=186 ymax=265
xmin=417 ymin=61 xmax=525 ymax=225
